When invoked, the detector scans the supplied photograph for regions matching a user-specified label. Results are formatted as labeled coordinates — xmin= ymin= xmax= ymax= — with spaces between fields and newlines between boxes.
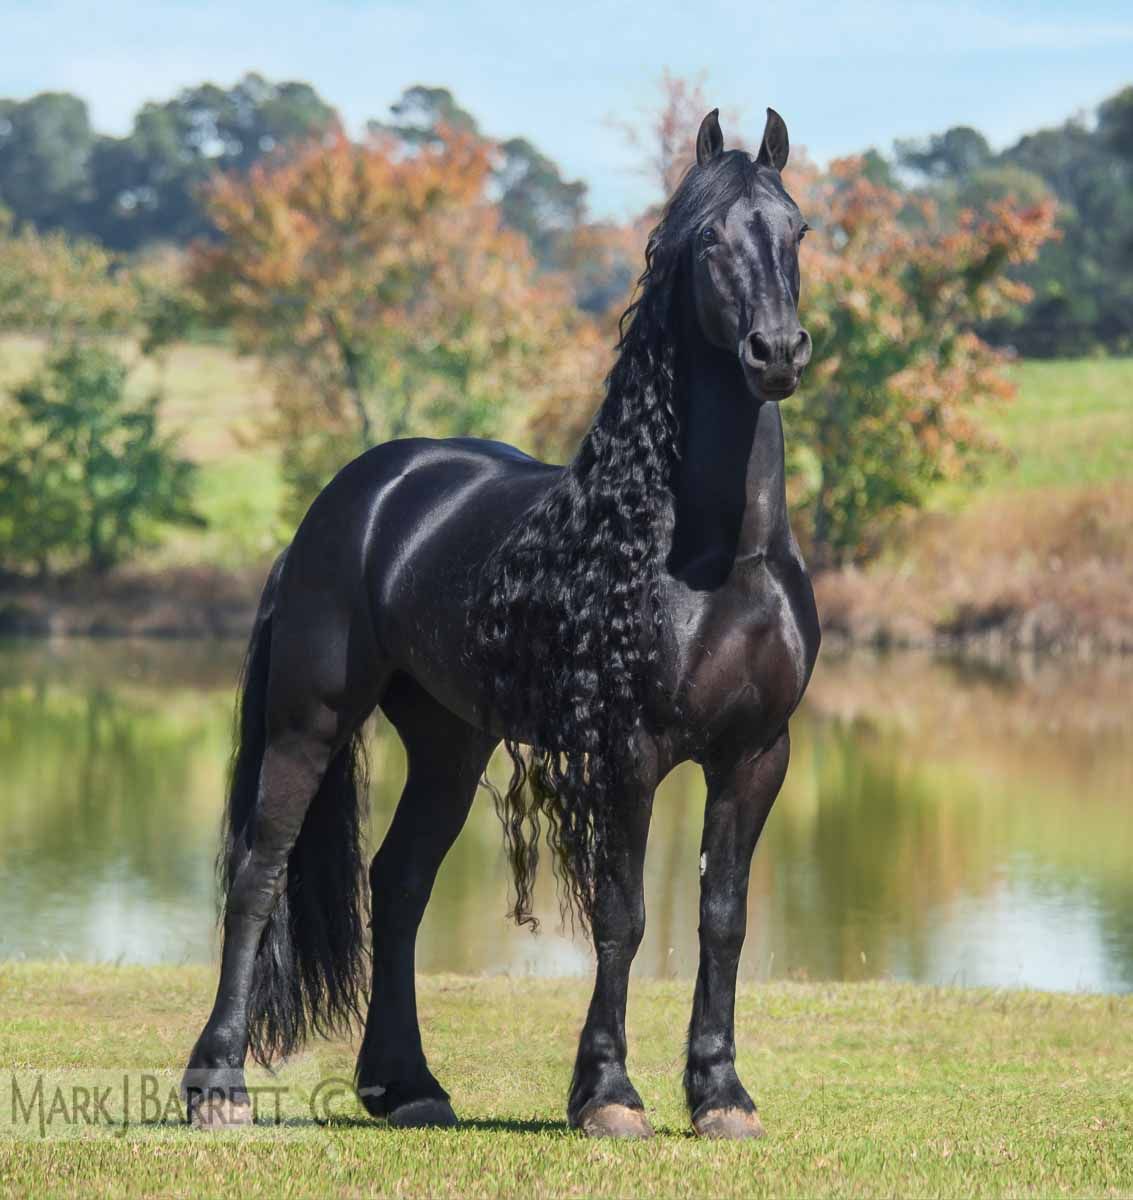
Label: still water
xmin=1 ymin=639 xmax=1130 ymax=991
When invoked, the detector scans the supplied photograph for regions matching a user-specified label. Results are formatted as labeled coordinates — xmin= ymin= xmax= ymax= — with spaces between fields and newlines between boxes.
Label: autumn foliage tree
xmin=787 ymin=158 xmax=1057 ymax=563
xmin=192 ymin=130 xmax=606 ymax=517
xmin=0 ymin=208 xmax=136 ymax=337
xmin=530 ymin=77 xmax=1058 ymax=566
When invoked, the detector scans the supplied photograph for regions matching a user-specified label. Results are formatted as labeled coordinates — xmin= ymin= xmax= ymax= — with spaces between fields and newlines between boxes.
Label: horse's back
xmin=288 ymin=435 xmax=557 ymax=560
xmin=274 ymin=435 xmax=560 ymax=726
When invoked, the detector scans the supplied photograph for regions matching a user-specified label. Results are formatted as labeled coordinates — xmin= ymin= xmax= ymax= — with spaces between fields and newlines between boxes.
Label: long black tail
xmin=220 ymin=553 xmax=371 ymax=1066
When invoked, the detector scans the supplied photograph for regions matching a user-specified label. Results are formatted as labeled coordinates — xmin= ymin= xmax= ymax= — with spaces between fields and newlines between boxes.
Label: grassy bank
xmin=1 ymin=335 xmax=1131 ymax=648
xmin=1 ymin=964 xmax=1131 ymax=1197
xmin=816 ymin=357 xmax=1133 ymax=654
xmin=946 ymin=357 xmax=1133 ymax=498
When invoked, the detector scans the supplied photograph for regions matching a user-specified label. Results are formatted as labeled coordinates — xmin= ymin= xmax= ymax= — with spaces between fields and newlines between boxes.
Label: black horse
xmin=184 ymin=107 xmax=820 ymax=1140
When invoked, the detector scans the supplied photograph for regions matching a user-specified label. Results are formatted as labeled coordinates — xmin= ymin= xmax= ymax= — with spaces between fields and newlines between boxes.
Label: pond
xmin=1 ymin=639 xmax=1130 ymax=992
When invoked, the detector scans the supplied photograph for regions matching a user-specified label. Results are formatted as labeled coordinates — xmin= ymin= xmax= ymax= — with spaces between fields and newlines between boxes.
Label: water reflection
xmin=0 ymin=640 xmax=1130 ymax=991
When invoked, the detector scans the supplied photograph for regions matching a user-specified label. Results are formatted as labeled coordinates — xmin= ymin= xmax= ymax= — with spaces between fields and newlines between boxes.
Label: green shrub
xmin=0 ymin=343 xmax=201 ymax=575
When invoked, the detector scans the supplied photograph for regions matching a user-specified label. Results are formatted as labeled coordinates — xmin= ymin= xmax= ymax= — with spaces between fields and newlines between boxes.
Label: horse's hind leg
xmin=356 ymin=673 xmax=496 ymax=1128
xmin=185 ymin=719 xmax=349 ymax=1124
xmin=183 ymin=606 xmax=384 ymax=1128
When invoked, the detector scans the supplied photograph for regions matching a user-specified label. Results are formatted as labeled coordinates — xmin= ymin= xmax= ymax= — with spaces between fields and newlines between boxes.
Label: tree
xmin=83 ymin=74 xmax=340 ymax=250
xmin=898 ymin=90 xmax=1133 ymax=356
xmin=192 ymin=129 xmax=605 ymax=519
xmin=496 ymin=136 xmax=587 ymax=266
xmin=0 ymin=93 xmax=94 ymax=231
xmin=0 ymin=344 xmax=200 ymax=575
xmin=376 ymin=85 xmax=589 ymax=271
xmin=998 ymin=114 xmax=1133 ymax=354
xmin=788 ymin=157 xmax=1056 ymax=563
xmin=860 ymin=147 xmax=898 ymax=189
xmin=0 ymin=75 xmax=341 ymax=250
xmin=533 ymin=74 xmax=1057 ymax=565
xmin=1098 ymin=85 xmax=1133 ymax=161
xmin=896 ymin=125 xmax=993 ymax=181
xmin=953 ymin=163 xmax=1051 ymax=213
xmin=0 ymin=209 xmax=136 ymax=337
xmin=612 ymin=71 xmax=742 ymax=202
xmin=374 ymin=85 xmax=480 ymax=143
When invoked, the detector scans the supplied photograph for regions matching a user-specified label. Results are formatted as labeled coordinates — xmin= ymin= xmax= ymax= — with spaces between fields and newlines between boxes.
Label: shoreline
xmin=813 ymin=572 xmax=1133 ymax=659
xmin=0 ymin=566 xmax=262 ymax=640
xmin=2 ymin=566 xmax=1131 ymax=658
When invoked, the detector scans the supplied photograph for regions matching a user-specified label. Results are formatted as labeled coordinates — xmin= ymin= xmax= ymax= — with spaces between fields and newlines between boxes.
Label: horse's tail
xmin=220 ymin=551 xmax=371 ymax=1066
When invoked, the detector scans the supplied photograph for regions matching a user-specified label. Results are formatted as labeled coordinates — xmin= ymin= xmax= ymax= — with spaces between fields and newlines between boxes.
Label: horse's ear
xmin=756 ymin=107 xmax=790 ymax=172
xmin=696 ymin=109 xmax=725 ymax=167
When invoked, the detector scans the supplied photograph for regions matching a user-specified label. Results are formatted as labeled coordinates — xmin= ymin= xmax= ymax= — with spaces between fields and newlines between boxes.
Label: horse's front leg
xmin=685 ymin=729 xmax=790 ymax=1140
xmin=567 ymin=772 xmax=655 ymax=1139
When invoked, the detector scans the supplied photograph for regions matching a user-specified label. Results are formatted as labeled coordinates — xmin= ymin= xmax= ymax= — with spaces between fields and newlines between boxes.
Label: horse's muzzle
xmin=739 ymin=325 xmax=811 ymax=402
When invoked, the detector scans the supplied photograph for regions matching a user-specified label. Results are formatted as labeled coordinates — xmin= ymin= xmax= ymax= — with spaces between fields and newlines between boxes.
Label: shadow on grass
xmin=453 ymin=1117 xmax=568 ymax=1135
xmin=309 ymin=1117 xmax=572 ymax=1135
xmin=140 ymin=1115 xmax=701 ymax=1139
xmin=166 ymin=1115 xmax=573 ymax=1134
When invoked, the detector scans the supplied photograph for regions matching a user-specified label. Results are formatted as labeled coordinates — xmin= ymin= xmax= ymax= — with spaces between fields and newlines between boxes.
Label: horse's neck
xmin=667 ymin=311 xmax=790 ymax=579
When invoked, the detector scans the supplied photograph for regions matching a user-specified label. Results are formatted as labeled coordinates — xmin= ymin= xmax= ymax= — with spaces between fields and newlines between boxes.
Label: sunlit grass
xmin=0 ymin=964 xmax=1129 ymax=1198
xmin=996 ymin=358 xmax=1133 ymax=490
xmin=4 ymin=334 xmax=1131 ymax=637
xmin=4 ymin=333 xmax=1130 ymax=574
xmin=150 ymin=452 xmax=286 ymax=570
xmin=934 ymin=357 xmax=1133 ymax=507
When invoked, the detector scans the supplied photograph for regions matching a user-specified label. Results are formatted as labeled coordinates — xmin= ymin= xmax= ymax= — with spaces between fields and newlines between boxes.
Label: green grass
xmin=935 ymin=357 xmax=1133 ymax=508
xmin=1 ymin=964 xmax=1130 ymax=1197
xmin=3 ymin=334 xmax=1131 ymax=572
xmin=152 ymin=451 xmax=286 ymax=570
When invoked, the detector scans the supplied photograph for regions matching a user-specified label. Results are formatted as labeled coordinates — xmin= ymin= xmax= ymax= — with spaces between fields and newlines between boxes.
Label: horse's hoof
xmin=577 ymin=1103 xmax=654 ymax=1139
xmin=388 ymin=1097 xmax=458 ymax=1129
xmin=189 ymin=1095 xmax=254 ymax=1130
xmin=692 ymin=1106 xmax=765 ymax=1140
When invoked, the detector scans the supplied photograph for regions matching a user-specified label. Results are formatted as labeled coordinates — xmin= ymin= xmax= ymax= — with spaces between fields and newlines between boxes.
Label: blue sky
xmin=3 ymin=0 xmax=1132 ymax=217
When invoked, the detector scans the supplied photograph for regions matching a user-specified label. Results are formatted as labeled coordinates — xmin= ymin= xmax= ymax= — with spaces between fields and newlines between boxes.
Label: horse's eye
xmin=700 ymin=226 xmax=718 ymax=246
xmin=798 ymin=223 xmax=811 ymax=242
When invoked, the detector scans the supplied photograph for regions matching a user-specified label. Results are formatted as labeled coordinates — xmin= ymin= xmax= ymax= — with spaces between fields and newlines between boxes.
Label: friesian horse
xmin=184 ymin=107 xmax=820 ymax=1140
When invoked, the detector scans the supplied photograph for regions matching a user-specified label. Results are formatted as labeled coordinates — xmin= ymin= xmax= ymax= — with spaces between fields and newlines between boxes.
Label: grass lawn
xmin=993 ymin=358 xmax=1133 ymax=492
xmin=933 ymin=356 xmax=1133 ymax=508
xmin=1 ymin=964 xmax=1130 ymax=1197
xmin=825 ymin=357 xmax=1133 ymax=642
xmin=3 ymin=331 xmax=1131 ymax=572
xmin=3 ymin=336 xmax=1131 ymax=641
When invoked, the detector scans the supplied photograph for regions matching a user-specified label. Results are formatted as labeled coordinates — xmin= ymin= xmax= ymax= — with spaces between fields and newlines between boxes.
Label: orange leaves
xmin=0 ymin=218 xmax=137 ymax=337
xmin=191 ymin=124 xmax=605 ymax=512
xmin=193 ymin=128 xmax=502 ymax=341
xmin=781 ymin=152 xmax=1059 ymax=562
xmin=793 ymin=151 xmax=1057 ymax=377
xmin=790 ymin=154 xmax=1056 ymax=344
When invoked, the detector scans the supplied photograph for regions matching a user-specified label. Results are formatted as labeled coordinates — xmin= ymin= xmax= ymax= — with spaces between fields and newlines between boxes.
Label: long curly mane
xmin=469 ymin=150 xmax=760 ymax=931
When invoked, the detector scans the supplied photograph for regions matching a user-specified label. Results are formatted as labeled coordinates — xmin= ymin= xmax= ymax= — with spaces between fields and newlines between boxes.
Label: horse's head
xmin=684 ymin=108 xmax=812 ymax=403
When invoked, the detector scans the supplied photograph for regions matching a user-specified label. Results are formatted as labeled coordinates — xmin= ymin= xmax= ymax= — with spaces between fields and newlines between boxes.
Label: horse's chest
xmin=657 ymin=560 xmax=819 ymax=754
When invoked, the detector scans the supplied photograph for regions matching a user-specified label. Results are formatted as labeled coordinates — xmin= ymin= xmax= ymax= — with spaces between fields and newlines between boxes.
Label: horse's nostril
xmin=747 ymin=332 xmax=773 ymax=366
xmin=792 ymin=328 xmax=813 ymax=366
